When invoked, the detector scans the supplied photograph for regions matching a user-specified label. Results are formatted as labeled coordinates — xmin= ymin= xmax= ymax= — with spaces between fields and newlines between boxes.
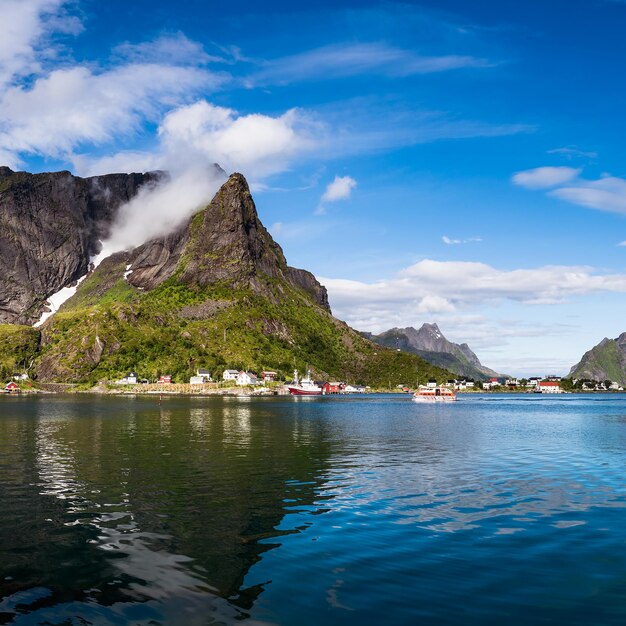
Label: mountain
xmin=363 ymin=323 xmax=501 ymax=380
xmin=0 ymin=169 xmax=455 ymax=387
xmin=569 ymin=333 xmax=626 ymax=385
xmin=0 ymin=166 xmax=162 ymax=325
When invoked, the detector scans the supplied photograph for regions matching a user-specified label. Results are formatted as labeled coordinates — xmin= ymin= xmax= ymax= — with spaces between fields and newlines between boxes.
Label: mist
xmin=93 ymin=164 xmax=227 ymax=267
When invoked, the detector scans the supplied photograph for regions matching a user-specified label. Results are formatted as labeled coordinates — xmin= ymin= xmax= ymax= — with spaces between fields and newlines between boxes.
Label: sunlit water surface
xmin=1 ymin=393 xmax=626 ymax=625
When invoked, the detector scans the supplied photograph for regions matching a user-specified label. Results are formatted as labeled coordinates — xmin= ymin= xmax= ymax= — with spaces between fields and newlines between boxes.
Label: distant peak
xmin=418 ymin=322 xmax=442 ymax=337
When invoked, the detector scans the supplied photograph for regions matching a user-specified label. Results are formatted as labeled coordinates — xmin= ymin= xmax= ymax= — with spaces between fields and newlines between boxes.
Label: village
xmin=1 ymin=369 xmax=624 ymax=395
xmin=110 ymin=368 xmax=369 ymax=395
xmin=443 ymin=376 xmax=625 ymax=393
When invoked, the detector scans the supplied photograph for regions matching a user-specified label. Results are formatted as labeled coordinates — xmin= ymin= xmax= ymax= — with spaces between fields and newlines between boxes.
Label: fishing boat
xmin=412 ymin=383 xmax=457 ymax=403
xmin=285 ymin=369 xmax=322 ymax=396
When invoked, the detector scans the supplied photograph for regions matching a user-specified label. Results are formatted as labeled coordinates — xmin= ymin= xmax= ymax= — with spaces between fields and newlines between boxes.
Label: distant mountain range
xmin=362 ymin=323 xmax=502 ymax=381
xmin=569 ymin=332 xmax=626 ymax=385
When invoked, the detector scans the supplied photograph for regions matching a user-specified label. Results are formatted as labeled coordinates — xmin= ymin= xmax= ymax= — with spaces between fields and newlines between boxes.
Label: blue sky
xmin=3 ymin=0 xmax=626 ymax=376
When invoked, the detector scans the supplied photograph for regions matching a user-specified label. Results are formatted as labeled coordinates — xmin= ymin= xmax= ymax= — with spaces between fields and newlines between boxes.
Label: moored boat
xmin=285 ymin=369 xmax=322 ymax=396
xmin=412 ymin=384 xmax=457 ymax=403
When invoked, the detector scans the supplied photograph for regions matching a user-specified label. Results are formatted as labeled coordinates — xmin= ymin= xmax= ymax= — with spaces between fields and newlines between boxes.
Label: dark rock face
xmin=365 ymin=323 xmax=501 ymax=380
xmin=127 ymin=173 xmax=330 ymax=311
xmin=0 ymin=167 xmax=160 ymax=324
xmin=0 ymin=167 xmax=329 ymax=326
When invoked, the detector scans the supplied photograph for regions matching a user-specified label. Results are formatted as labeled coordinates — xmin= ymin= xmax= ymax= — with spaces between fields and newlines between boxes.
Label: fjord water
xmin=2 ymin=395 xmax=626 ymax=624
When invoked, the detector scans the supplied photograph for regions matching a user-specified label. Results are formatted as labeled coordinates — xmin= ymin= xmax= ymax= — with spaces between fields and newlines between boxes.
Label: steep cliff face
xmin=125 ymin=173 xmax=329 ymax=310
xmin=569 ymin=333 xmax=626 ymax=385
xmin=365 ymin=323 xmax=501 ymax=380
xmin=0 ymin=167 xmax=160 ymax=324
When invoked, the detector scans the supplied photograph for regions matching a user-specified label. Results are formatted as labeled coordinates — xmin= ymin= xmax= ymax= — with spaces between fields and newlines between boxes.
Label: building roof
xmin=539 ymin=381 xmax=560 ymax=386
xmin=197 ymin=369 xmax=211 ymax=375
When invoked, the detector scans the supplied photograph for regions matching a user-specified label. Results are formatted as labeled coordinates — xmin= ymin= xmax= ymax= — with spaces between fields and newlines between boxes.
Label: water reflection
xmin=2 ymin=394 xmax=626 ymax=624
xmin=0 ymin=396 xmax=334 ymax=624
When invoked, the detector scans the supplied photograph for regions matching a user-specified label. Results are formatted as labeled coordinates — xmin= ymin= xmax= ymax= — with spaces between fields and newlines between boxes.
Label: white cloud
xmin=442 ymin=235 xmax=482 ymax=245
xmin=112 ymin=33 xmax=224 ymax=66
xmin=618 ymin=240 xmax=626 ymax=247
xmin=247 ymin=42 xmax=491 ymax=86
xmin=79 ymin=100 xmax=321 ymax=180
xmin=0 ymin=3 xmax=228 ymax=170
xmin=319 ymin=259 xmax=626 ymax=332
xmin=321 ymin=175 xmax=357 ymax=202
xmin=547 ymin=146 xmax=597 ymax=160
xmin=0 ymin=64 xmax=218 ymax=164
xmin=0 ymin=0 xmax=81 ymax=89
xmin=94 ymin=165 xmax=226 ymax=264
xmin=416 ymin=295 xmax=456 ymax=313
xmin=512 ymin=166 xmax=581 ymax=189
xmin=550 ymin=176 xmax=626 ymax=215
xmin=159 ymin=101 xmax=318 ymax=177
xmin=516 ymin=166 xmax=626 ymax=217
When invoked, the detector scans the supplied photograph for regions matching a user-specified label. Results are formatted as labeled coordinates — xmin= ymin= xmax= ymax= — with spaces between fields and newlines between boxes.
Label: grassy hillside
xmin=0 ymin=324 xmax=40 ymax=379
xmin=36 ymin=271 xmax=452 ymax=386
xmin=570 ymin=339 xmax=626 ymax=385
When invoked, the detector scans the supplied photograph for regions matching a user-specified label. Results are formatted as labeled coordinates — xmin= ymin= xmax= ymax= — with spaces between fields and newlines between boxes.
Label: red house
xmin=323 ymin=382 xmax=344 ymax=394
xmin=5 ymin=382 xmax=19 ymax=393
xmin=538 ymin=381 xmax=562 ymax=394
xmin=158 ymin=375 xmax=172 ymax=384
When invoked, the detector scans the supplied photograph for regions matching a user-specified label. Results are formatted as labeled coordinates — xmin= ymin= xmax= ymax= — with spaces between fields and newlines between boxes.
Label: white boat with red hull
xmin=286 ymin=369 xmax=322 ymax=396
xmin=412 ymin=384 xmax=457 ymax=403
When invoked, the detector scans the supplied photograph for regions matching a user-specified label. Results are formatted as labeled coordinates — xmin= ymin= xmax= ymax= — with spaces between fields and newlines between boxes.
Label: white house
xmin=193 ymin=368 xmax=212 ymax=382
xmin=344 ymin=384 xmax=366 ymax=393
xmin=262 ymin=371 xmax=278 ymax=382
xmin=236 ymin=371 xmax=259 ymax=386
xmin=223 ymin=369 xmax=239 ymax=381
xmin=116 ymin=372 xmax=138 ymax=385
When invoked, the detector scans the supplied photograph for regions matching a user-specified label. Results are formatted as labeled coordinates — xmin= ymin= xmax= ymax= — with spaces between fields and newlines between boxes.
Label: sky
xmin=2 ymin=0 xmax=626 ymax=376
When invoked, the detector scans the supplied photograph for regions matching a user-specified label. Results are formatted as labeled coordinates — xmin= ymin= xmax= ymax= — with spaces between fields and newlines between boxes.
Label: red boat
xmin=285 ymin=369 xmax=322 ymax=396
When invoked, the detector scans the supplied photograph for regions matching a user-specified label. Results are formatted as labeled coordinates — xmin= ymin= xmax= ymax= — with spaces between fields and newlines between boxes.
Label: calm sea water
xmin=1 ymin=393 xmax=626 ymax=625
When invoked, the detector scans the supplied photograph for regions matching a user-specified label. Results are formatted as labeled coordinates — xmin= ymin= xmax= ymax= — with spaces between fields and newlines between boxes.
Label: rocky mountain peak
xmin=365 ymin=323 xmax=501 ymax=380
xmin=126 ymin=172 xmax=330 ymax=310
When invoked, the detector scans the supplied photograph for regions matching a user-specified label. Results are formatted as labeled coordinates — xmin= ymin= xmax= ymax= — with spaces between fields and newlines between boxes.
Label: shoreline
xmin=3 ymin=383 xmax=625 ymax=397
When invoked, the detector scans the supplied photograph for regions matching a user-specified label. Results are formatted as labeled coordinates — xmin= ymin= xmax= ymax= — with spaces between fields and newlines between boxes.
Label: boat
xmin=412 ymin=384 xmax=457 ymax=403
xmin=285 ymin=369 xmax=322 ymax=396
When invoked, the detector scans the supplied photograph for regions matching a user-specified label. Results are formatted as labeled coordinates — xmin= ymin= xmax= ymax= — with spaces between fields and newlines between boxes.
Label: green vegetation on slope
xmin=570 ymin=339 xmax=626 ymax=386
xmin=0 ymin=324 xmax=40 ymax=379
xmin=36 ymin=276 xmax=451 ymax=386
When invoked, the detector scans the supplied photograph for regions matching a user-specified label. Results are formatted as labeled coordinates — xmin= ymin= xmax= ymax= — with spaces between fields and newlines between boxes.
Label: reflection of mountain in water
xmin=0 ymin=396 xmax=335 ymax=623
